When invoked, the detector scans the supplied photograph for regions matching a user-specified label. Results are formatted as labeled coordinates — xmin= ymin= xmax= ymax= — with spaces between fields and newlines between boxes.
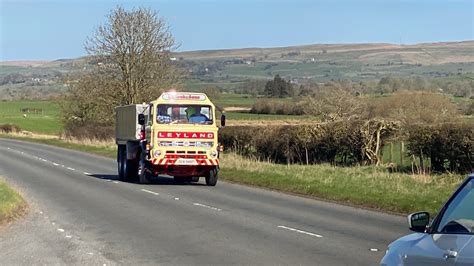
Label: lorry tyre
xmin=205 ymin=168 xmax=218 ymax=186
xmin=117 ymin=146 xmax=125 ymax=181
xmin=124 ymin=158 xmax=138 ymax=182
xmin=138 ymin=161 xmax=149 ymax=184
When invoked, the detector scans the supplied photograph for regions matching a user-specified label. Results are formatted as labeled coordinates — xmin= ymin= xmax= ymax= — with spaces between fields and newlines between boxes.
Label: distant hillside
xmin=176 ymin=41 xmax=474 ymax=65
xmin=1 ymin=41 xmax=473 ymax=99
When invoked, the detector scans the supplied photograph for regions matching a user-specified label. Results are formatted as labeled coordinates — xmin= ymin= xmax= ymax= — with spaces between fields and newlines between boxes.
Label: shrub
xmin=64 ymin=122 xmax=114 ymax=141
xmin=0 ymin=124 xmax=21 ymax=134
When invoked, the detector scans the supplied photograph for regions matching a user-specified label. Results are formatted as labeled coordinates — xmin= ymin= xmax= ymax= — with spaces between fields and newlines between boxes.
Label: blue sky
xmin=1 ymin=0 xmax=473 ymax=60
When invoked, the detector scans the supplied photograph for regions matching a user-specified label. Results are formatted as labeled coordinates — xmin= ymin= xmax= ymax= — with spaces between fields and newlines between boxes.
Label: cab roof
xmin=153 ymin=92 xmax=214 ymax=106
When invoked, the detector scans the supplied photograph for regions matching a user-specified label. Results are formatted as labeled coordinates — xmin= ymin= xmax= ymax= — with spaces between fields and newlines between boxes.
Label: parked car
xmin=381 ymin=174 xmax=474 ymax=265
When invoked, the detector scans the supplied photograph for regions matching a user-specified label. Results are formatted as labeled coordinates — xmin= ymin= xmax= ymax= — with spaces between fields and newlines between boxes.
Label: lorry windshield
xmin=157 ymin=104 xmax=213 ymax=125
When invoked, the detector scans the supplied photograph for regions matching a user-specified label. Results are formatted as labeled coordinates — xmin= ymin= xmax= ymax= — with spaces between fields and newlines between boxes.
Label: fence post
xmin=400 ymin=141 xmax=404 ymax=166
xmin=389 ymin=142 xmax=393 ymax=163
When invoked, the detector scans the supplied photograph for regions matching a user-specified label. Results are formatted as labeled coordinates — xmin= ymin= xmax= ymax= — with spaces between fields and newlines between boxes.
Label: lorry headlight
xmin=211 ymin=151 xmax=217 ymax=158
xmin=154 ymin=150 xmax=162 ymax=158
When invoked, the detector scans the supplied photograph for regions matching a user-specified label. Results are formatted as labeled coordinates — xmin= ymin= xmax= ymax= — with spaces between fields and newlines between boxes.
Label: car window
xmin=437 ymin=179 xmax=474 ymax=234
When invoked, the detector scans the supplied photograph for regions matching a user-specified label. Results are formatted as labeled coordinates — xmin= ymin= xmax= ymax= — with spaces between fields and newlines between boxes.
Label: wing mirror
xmin=138 ymin=113 xmax=145 ymax=126
xmin=220 ymin=114 xmax=226 ymax=127
xmin=408 ymin=211 xmax=430 ymax=233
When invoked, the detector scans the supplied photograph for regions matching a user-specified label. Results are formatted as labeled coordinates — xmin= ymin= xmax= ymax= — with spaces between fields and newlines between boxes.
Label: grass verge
xmin=220 ymin=153 xmax=465 ymax=215
xmin=0 ymin=179 xmax=27 ymax=225
xmin=1 ymin=133 xmax=465 ymax=215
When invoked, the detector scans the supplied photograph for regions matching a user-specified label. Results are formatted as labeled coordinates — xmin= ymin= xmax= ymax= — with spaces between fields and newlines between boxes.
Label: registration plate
xmin=176 ymin=158 xmax=198 ymax=165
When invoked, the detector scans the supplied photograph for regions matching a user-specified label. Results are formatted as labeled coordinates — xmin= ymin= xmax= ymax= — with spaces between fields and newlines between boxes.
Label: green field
xmin=214 ymin=93 xmax=258 ymax=107
xmin=0 ymin=100 xmax=63 ymax=134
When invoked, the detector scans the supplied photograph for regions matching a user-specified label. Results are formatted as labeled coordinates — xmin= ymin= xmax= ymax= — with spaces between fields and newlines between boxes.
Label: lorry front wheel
xmin=205 ymin=168 xmax=218 ymax=186
xmin=138 ymin=161 xmax=149 ymax=184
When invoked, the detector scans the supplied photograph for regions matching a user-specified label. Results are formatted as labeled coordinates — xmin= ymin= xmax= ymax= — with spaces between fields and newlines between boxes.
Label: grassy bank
xmin=0 ymin=179 xmax=27 ymax=225
xmin=220 ymin=153 xmax=464 ymax=214
xmin=0 ymin=133 xmax=465 ymax=215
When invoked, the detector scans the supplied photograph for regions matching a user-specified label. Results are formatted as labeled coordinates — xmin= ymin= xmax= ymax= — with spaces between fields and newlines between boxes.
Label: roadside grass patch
xmin=0 ymin=179 xmax=27 ymax=224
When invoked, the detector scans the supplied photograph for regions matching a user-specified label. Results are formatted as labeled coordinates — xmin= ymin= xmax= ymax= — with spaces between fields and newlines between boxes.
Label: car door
xmin=403 ymin=233 xmax=473 ymax=265
xmin=454 ymin=235 xmax=474 ymax=265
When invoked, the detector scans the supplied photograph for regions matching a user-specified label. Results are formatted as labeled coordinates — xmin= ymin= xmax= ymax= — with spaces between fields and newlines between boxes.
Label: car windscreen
xmin=436 ymin=179 xmax=474 ymax=234
xmin=156 ymin=104 xmax=213 ymax=125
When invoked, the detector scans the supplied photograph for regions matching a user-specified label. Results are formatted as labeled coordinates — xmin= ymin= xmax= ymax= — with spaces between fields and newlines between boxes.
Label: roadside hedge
xmin=220 ymin=120 xmax=374 ymax=165
xmin=407 ymin=122 xmax=473 ymax=173
xmin=220 ymin=121 xmax=473 ymax=173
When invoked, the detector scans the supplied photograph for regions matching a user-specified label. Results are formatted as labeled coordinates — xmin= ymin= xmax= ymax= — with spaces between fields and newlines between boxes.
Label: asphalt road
xmin=0 ymin=138 xmax=408 ymax=265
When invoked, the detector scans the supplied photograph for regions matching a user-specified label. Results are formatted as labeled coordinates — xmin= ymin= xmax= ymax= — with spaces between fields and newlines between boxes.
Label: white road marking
xmin=66 ymin=167 xmax=75 ymax=171
xmin=83 ymin=172 xmax=91 ymax=175
xmin=141 ymin=189 xmax=159 ymax=196
xmin=52 ymin=222 xmax=56 ymax=225
xmin=7 ymin=147 xmax=10 ymax=149
xmin=66 ymin=235 xmax=72 ymax=238
xmin=41 ymin=159 xmax=48 ymax=162
xmin=113 ymin=181 xmax=119 ymax=184
xmin=370 ymin=248 xmax=379 ymax=252
xmin=277 ymin=225 xmax=323 ymax=238
xmin=57 ymin=228 xmax=65 ymax=232
xmin=87 ymin=252 xmax=94 ymax=255
xmin=174 ymin=197 xmax=180 ymax=200
xmin=53 ymin=163 xmax=59 ymax=166
xmin=61 ymin=165 xmax=65 ymax=167
xmin=193 ymin=203 xmax=222 ymax=211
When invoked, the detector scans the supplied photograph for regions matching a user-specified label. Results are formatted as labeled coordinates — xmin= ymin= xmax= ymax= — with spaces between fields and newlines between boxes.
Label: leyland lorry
xmin=115 ymin=92 xmax=225 ymax=186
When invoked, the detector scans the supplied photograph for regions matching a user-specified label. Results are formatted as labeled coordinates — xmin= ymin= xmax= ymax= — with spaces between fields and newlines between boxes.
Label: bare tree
xmin=304 ymin=86 xmax=367 ymax=121
xmin=85 ymin=6 xmax=180 ymax=105
xmin=61 ymin=6 xmax=181 ymax=139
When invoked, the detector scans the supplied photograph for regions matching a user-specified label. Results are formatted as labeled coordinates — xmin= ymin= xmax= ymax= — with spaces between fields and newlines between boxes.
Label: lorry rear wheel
xmin=205 ymin=168 xmax=218 ymax=186
xmin=124 ymin=158 xmax=138 ymax=182
xmin=117 ymin=146 xmax=125 ymax=181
